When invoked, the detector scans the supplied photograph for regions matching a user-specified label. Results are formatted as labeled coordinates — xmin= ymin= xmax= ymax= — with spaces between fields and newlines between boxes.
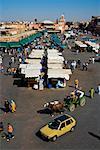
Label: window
xmin=66 ymin=120 xmax=71 ymax=125
xmin=70 ymin=119 xmax=73 ymax=123
xmin=60 ymin=122 xmax=65 ymax=129
xmin=48 ymin=121 xmax=60 ymax=130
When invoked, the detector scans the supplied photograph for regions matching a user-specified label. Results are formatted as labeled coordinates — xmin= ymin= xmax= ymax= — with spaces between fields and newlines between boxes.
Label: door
xmin=57 ymin=122 xmax=67 ymax=137
xmin=65 ymin=119 xmax=73 ymax=132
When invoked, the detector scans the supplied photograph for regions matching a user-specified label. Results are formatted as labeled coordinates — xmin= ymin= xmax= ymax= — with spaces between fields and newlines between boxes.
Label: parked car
xmin=39 ymin=114 xmax=76 ymax=141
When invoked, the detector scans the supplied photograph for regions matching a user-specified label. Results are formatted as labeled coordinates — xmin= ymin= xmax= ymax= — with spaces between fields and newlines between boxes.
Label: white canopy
xmin=29 ymin=50 xmax=44 ymax=59
xmin=19 ymin=63 xmax=42 ymax=69
xmin=47 ymin=49 xmax=59 ymax=52
xmin=85 ymin=41 xmax=99 ymax=49
xmin=48 ymin=59 xmax=64 ymax=64
xmin=29 ymin=53 xmax=43 ymax=59
xmin=47 ymin=63 xmax=63 ymax=69
xmin=75 ymin=41 xmax=87 ymax=48
xmin=48 ymin=69 xmax=72 ymax=80
xmin=48 ymin=53 xmax=62 ymax=57
xmin=48 ymin=56 xmax=64 ymax=61
xmin=21 ymin=69 xmax=40 ymax=78
xmin=48 ymin=69 xmax=72 ymax=75
xmin=25 ymin=59 xmax=41 ymax=64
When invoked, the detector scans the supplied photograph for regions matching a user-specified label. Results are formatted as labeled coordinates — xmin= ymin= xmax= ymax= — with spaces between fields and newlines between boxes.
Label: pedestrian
xmin=73 ymin=60 xmax=77 ymax=69
xmin=0 ymin=122 xmax=4 ymax=132
xmin=89 ymin=88 xmax=95 ymax=99
xmin=85 ymin=62 xmax=88 ymax=71
xmin=19 ymin=57 xmax=22 ymax=63
xmin=10 ymin=100 xmax=16 ymax=113
xmin=9 ymin=61 xmax=12 ymax=68
xmin=4 ymin=100 xmax=10 ymax=113
xmin=14 ymin=56 xmax=16 ymax=63
xmin=77 ymin=59 xmax=81 ymax=68
xmin=65 ymin=60 xmax=67 ymax=67
xmin=97 ymin=84 xmax=100 ymax=95
xmin=76 ymin=49 xmax=79 ymax=54
xmin=0 ymin=65 xmax=4 ymax=73
xmin=82 ymin=62 xmax=85 ymax=71
xmin=7 ymin=123 xmax=14 ymax=142
xmin=92 ymin=57 xmax=95 ymax=64
xmin=89 ymin=57 xmax=92 ymax=64
xmin=11 ymin=56 xmax=14 ymax=63
xmin=71 ymin=62 xmax=74 ymax=70
xmin=74 ymin=79 xmax=79 ymax=89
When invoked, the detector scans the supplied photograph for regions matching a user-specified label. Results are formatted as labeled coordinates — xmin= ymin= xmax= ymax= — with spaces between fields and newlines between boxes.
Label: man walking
xmin=89 ymin=88 xmax=95 ymax=99
xmin=4 ymin=100 xmax=10 ymax=114
xmin=92 ymin=57 xmax=95 ymax=64
xmin=74 ymin=79 xmax=79 ymax=89
xmin=97 ymin=84 xmax=100 ymax=95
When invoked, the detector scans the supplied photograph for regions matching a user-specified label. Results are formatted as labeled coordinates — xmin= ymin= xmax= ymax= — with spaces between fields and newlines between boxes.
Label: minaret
xmin=60 ymin=14 xmax=65 ymax=23
xmin=59 ymin=14 xmax=66 ymax=33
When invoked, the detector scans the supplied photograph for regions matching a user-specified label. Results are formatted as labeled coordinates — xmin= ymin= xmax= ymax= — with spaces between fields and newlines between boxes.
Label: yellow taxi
xmin=39 ymin=114 xmax=76 ymax=141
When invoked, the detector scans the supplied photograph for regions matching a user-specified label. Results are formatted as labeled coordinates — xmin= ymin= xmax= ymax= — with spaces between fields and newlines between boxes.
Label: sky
xmin=0 ymin=0 xmax=100 ymax=22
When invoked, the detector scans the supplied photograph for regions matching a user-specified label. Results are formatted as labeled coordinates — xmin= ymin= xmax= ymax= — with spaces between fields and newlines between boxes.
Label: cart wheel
xmin=52 ymin=136 xmax=57 ymax=141
xmin=80 ymin=97 xmax=86 ymax=106
xmin=69 ymin=104 xmax=75 ymax=112
xmin=70 ymin=127 xmax=75 ymax=132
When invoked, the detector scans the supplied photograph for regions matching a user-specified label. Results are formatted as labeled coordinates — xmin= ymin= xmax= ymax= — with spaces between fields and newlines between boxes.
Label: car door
xmin=65 ymin=119 xmax=73 ymax=132
xmin=57 ymin=122 xmax=66 ymax=137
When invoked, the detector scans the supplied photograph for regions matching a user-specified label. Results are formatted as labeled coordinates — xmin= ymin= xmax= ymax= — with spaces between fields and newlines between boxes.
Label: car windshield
xmin=48 ymin=121 xmax=60 ymax=130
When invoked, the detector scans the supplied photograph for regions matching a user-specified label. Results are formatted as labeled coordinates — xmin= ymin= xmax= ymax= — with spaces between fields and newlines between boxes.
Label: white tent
xmin=47 ymin=49 xmax=59 ymax=52
xmin=48 ymin=53 xmax=62 ymax=57
xmin=48 ymin=59 xmax=64 ymax=64
xmin=22 ymin=69 xmax=40 ymax=78
xmin=25 ymin=59 xmax=41 ymax=64
xmin=29 ymin=53 xmax=43 ymax=59
xmin=48 ymin=56 xmax=64 ymax=61
xmin=48 ymin=69 xmax=72 ymax=75
xmin=48 ymin=69 xmax=72 ymax=80
xmin=85 ymin=41 xmax=99 ymax=49
xmin=75 ymin=41 xmax=87 ymax=48
xmin=19 ymin=63 xmax=42 ymax=69
xmin=28 ymin=49 xmax=44 ymax=58
xmin=48 ymin=63 xmax=63 ymax=69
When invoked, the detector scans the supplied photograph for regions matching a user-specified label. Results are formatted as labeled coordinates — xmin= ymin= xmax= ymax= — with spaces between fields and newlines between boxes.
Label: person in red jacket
xmin=7 ymin=123 xmax=14 ymax=142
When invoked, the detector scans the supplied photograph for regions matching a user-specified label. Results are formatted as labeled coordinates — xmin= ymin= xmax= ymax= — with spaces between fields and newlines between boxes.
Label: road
xmin=0 ymin=49 xmax=100 ymax=150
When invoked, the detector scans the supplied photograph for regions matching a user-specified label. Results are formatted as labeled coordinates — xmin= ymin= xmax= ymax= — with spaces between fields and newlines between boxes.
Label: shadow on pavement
xmin=35 ymin=131 xmax=49 ymax=142
xmin=84 ymin=94 xmax=90 ymax=98
xmin=88 ymin=132 xmax=100 ymax=140
xmin=37 ymin=108 xmax=52 ymax=115
xmin=13 ymin=79 xmax=26 ymax=87
xmin=0 ymin=107 xmax=6 ymax=113
xmin=68 ymin=85 xmax=75 ymax=88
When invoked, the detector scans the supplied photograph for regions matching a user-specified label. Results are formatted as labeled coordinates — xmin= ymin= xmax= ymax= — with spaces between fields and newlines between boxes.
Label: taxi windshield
xmin=48 ymin=121 xmax=60 ymax=129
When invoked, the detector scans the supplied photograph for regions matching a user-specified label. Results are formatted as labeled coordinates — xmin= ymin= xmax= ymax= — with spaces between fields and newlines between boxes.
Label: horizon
xmin=0 ymin=0 xmax=100 ymax=22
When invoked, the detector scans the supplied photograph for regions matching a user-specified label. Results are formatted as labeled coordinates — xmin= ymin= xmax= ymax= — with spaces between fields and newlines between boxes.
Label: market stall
xmin=47 ymin=69 xmax=72 ymax=88
xmin=75 ymin=41 xmax=87 ymax=52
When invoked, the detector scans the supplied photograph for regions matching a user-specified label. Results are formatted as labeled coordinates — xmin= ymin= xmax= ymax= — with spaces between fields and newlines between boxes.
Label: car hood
xmin=40 ymin=125 xmax=56 ymax=137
